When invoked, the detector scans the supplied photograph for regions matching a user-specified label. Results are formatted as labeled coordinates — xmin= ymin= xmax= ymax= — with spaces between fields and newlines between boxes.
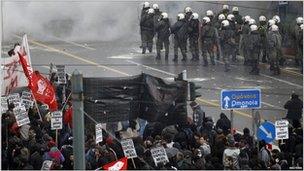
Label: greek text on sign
xmin=275 ymin=120 xmax=289 ymax=140
xmin=13 ymin=105 xmax=30 ymax=127
xmin=221 ymin=89 xmax=261 ymax=110
xmin=151 ymin=147 xmax=169 ymax=166
xmin=8 ymin=93 xmax=21 ymax=106
xmin=21 ymin=99 xmax=34 ymax=110
xmin=21 ymin=91 xmax=32 ymax=100
xmin=95 ymin=123 xmax=103 ymax=144
xmin=41 ymin=160 xmax=53 ymax=170
xmin=51 ymin=111 xmax=62 ymax=130
xmin=121 ymin=139 xmax=137 ymax=159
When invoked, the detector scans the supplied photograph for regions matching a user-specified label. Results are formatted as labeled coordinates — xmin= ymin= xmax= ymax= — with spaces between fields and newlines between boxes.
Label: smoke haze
xmin=1 ymin=1 xmax=302 ymax=42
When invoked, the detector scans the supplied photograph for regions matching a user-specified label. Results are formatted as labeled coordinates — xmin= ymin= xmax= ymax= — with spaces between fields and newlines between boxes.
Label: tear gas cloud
xmin=1 ymin=1 xmax=283 ymax=42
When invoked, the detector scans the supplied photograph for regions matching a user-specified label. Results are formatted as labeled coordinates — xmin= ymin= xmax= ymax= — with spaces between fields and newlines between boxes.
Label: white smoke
xmin=2 ymin=1 xmax=289 ymax=42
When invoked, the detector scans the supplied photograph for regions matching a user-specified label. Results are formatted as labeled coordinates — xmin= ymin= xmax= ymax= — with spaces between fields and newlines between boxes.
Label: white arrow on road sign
xmin=260 ymin=125 xmax=273 ymax=139
xmin=224 ymin=96 xmax=230 ymax=109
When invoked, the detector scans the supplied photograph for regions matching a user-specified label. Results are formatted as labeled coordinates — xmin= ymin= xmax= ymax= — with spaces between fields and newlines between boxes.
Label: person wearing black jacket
xmin=171 ymin=13 xmax=189 ymax=62
xmin=284 ymin=93 xmax=303 ymax=128
xmin=140 ymin=8 xmax=155 ymax=54
xmin=155 ymin=12 xmax=170 ymax=60
xmin=188 ymin=13 xmax=200 ymax=61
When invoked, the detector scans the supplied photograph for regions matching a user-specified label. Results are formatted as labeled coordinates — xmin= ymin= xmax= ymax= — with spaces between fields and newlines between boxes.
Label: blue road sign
xmin=221 ymin=89 xmax=261 ymax=110
xmin=257 ymin=121 xmax=276 ymax=143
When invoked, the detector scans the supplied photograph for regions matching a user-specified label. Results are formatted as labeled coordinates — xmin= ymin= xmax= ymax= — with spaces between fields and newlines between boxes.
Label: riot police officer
xmin=201 ymin=16 xmax=216 ymax=66
xmin=219 ymin=20 xmax=235 ymax=72
xmin=248 ymin=24 xmax=261 ymax=75
xmin=171 ymin=13 xmax=189 ymax=62
xmin=189 ymin=13 xmax=200 ymax=61
xmin=140 ymin=8 xmax=155 ymax=54
xmin=258 ymin=15 xmax=268 ymax=63
xmin=267 ymin=25 xmax=282 ymax=75
xmin=155 ymin=12 xmax=170 ymax=60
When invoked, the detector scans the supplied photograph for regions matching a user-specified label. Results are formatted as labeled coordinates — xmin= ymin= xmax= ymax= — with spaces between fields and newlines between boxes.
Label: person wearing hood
xmin=155 ymin=12 xmax=170 ymax=60
xmin=140 ymin=8 xmax=155 ymax=54
xmin=284 ymin=93 xmax=303 ymax=128
xmin=188 ymin=13 xmax=200 ymax=61
xmin=216 ymin=113 xmax=231 ymax=135
xmin=248 ymin=24 xmax=261 ymax=75
xmin=171 ymin=13 xmax=189 ymax=62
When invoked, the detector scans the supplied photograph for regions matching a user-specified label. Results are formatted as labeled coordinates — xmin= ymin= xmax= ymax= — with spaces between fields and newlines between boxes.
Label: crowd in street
xmin=140 ymin=2 xmax=303 ymax=74
xmin=1 ymin=70 xmax=303 ymax=170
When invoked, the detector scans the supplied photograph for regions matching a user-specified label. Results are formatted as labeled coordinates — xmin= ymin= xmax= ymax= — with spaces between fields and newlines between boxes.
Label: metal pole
xmin=71 ymin=70 xmax=85 ymax=170
xmin=230 ymin=110 xmax=234 ymax=133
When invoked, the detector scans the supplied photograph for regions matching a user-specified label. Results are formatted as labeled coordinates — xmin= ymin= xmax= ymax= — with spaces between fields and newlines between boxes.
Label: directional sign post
xmin=221 ymin=89 xmax=261 ymax=110
xmin=257 ymin=121 xmax=276 ymax=143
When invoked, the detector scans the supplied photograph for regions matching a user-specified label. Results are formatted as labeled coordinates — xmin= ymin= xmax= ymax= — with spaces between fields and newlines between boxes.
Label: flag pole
xmin=30 ymin=90 xmax=43 ymax=121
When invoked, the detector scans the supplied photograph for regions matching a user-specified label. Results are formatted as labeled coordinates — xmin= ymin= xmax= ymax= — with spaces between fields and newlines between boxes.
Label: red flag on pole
xmin=103 ymin=157 xmax=128 ymax=171
xmin=17 ymin=36 xmax=58 ymax=111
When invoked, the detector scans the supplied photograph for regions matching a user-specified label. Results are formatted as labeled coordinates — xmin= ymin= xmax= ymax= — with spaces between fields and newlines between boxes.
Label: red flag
xmin=64 ymin=105 xmax=73 ymax=128
xmin=103 ymin=157 xmax=128 ymax=171
xmin=29 ymin=71 xmax=58 ymax=111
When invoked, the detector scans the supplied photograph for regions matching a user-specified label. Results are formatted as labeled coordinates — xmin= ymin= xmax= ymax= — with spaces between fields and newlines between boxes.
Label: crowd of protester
xmin=1 ymin=76 xmax=303 ymax=170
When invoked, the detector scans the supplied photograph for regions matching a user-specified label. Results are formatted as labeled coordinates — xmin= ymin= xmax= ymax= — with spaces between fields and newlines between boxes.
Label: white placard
xmin=121 ymin=139 xmax=137 ymax=159
xmin=21 ymin=91 xmax=32 ymax=100
xmin=275 ymin=120 xmax=289 ymax=140
xmin=21 ymin=99 xmax=34 ymax=110
xmin=8 ymin=93 xmax=21 ymax=106
xmin=96 ymin=123 xmax=103 ymax=144
xmin=13 ymin=105 xmax=30 ymax=127
xmin=41 ymin=160 xmax=53 ymax=170
xmin=1 ymin=97 xmax=8 ymax=113
xmin=51 ymin=111 xmax=63 ymax=130
xmin=151 ymin=147 xmax=169 ymax=166
xmin=56 ymin=65 xmax=66 ymax=84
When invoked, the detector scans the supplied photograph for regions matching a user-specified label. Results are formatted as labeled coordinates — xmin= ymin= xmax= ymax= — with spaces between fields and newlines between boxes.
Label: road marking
xmin=49 ymin=36 xmax=96 ymax=50
xmin=216 ymin=60 xmax=302 ymax=88
xmin=261 ymin=102 xmax=285 ymax=110
xmin=126 ymin=60 xmax=177 ymax=77
xmin=14 ymin=35 xmax=130 ymax=77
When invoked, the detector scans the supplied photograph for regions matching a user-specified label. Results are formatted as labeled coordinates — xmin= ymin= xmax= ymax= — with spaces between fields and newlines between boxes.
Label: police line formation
xmin=140 ymin=2 xmax=303 ymax=74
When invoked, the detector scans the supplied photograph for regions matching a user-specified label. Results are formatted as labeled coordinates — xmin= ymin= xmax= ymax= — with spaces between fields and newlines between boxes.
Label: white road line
xmin=126 ymin=60 xmax=177 ymax=77
xmin=261 ymin=102 xmax=285 ymax=110
xmin=216 ymin=60 xmax=302 ymax=88
xmin=50 ymin=36 xmax=96 ymax=50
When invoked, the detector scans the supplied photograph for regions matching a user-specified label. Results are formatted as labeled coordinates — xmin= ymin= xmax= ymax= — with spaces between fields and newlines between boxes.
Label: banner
xmin=1 ymin=46 xmax=28 ymax=95
xmin=83 ymin=73 xmax=188 ymax=125
xmin=103 ymin=157 xmax=128 ymax=171
xmin=151 ymin=147 xmax=169 ymax=166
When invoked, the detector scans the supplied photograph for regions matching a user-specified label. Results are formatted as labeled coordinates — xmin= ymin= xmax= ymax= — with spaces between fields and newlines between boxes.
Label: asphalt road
xmin=2 ymin=35 xmax=303 ymax=134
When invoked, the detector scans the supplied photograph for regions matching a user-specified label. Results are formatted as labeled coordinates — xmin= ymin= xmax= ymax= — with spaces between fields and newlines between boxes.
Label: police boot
xmin=181 ymin=52 xmax=187 ymax=62
xmin=156 ymin=54 xmax=161 ymax=60
xmin=262 ymin=54 xmax=267 ymax=63
xmin=165 ymin=53 xmax=169 ymax=60
xmin=142 ymin=47 xmax=146 ymax=54
xmin=173 ymin=55 xmax=178 ymax=62
xmin=279 ymin=58 xmax=285 ymax=66
xmin=224 ymin=64 xmax=230 ymax=72
xmin=148 ymin=47 xmax=153 ymax=53
xmin=203 ymin=59 xmax=208 ymax=66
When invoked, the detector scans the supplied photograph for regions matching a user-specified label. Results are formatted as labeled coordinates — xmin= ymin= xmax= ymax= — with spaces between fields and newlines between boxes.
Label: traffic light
xmin=189 ymin=82 xmax=202 ymax=101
